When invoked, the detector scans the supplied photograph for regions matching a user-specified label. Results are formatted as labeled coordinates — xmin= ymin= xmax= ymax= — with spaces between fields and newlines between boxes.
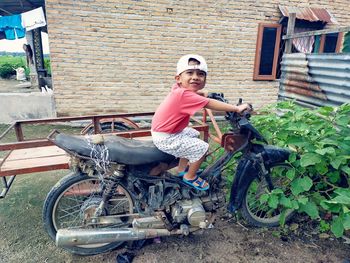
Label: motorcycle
xmin=42 ymin=93 xmax=294 ymax=255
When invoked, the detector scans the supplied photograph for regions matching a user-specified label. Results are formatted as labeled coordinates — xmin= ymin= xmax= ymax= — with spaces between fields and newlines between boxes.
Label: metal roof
xmin=0 ymin=0 xmax=45 ymax=16
xmin=279 ymin=5 xmax=338 ymax=24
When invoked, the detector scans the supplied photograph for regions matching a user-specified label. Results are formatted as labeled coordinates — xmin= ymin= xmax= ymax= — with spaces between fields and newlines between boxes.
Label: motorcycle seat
xmin=53 ymin=133 xmax=175 ymax=165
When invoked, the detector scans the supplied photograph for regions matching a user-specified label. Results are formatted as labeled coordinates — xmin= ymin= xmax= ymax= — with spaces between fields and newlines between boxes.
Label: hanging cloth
xmin=21 ymin=7 xmax=46 ymax=31
xmin=0 ymin=14 xmax=26 ymax=40
xmin=292 ymin=27 xmax=315 ymax=53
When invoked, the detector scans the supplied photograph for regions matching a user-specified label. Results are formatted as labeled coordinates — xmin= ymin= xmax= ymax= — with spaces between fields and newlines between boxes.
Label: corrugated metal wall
xmin=279 ymin=53 xmax=350 ymax=108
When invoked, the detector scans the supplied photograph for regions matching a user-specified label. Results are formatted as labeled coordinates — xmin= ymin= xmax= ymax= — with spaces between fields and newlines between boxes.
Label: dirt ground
xmin=0 ymin=77 xmax=37 ymax=93
xmin=0 ymin=170 xmax=349 ymax=263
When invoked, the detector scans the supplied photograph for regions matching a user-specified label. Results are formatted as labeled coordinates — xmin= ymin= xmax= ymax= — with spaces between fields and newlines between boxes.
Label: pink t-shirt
xmin=152 ymin=83 xmax=210 ymax=133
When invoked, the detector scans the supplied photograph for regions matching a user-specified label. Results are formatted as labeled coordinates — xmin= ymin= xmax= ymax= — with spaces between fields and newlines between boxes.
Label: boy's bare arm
xmin=196 ymin=90 xmax=208 ymax=97
xmin=205 ymin=99 xmax=249 ymax=113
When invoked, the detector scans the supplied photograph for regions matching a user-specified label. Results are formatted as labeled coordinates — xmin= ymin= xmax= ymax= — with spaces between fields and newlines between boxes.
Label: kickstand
xmin=116 ymin=239 xmax=151 ymax=263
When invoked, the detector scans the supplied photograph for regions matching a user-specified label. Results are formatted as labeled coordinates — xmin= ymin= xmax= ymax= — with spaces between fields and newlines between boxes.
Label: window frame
xmin=253 ymin=23 xmax=282 ymax=81
xmin=318 ymin=32 xmax=344 ymax=53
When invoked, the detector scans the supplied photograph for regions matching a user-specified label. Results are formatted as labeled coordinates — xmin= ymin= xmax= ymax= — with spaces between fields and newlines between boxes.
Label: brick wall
xmin=45 ymin=0 xmax=350 ymax=116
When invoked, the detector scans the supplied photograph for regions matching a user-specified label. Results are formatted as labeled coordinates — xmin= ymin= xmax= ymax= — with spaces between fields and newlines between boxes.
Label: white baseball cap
xmin=176 ymin=54 xmax=208 ymax=75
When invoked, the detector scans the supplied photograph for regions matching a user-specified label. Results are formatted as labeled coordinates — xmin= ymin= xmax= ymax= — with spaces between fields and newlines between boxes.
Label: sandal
xmin=183 ymin=175 xmax=209 ymax=191
xmin=177 ymin=166 xmax=203 ymax=177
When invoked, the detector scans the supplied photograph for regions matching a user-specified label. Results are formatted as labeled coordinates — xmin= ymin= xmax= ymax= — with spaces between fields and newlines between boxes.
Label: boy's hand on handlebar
xmin=236 ymin=103 xmax=252 ymax=113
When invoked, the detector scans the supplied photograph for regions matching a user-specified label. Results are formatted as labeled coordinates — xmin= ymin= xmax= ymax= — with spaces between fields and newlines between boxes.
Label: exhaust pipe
xmin=56 ymin=227 xmax=188 ymax=247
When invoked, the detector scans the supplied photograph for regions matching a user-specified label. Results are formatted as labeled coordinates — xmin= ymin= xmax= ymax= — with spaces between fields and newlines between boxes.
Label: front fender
xmin=254 ymin=145 xmax=291 ymax=168
xmin=227 ymin=144 xmax=291 ymax=213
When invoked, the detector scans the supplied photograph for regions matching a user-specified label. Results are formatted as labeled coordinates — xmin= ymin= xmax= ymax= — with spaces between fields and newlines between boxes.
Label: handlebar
xmin=207 ymin=92 xmax=253 ymax=118
xmin=207 ymin=92 xmax=266 ymax=144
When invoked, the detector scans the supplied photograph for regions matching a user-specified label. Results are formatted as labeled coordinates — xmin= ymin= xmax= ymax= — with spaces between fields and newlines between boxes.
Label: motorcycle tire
xmin=240 ymin=163 xmax=295 ymax=227
xmin=42 ymin=171 xmax=134 ymax=255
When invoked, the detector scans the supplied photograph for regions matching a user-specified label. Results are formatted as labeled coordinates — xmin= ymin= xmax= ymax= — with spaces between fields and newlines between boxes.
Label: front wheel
xmin=42 ymin=172 xmax=134 ymax=255
xmin=240 ymin=163 xmax=295 ymax=227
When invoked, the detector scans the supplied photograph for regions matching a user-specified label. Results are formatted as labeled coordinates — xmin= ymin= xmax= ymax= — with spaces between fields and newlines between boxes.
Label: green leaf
xmin=318 ymin=106 xmax=334 ymax=116
xmin=341 ymin=166 xmax=350 ymax=176
xmin=315 ymin=163 xmax=328 ymax=175
xmin=291 ymin=200 xmax=299 ymax=209
xmin=319 ymin=220 xmax=330 ymax=232
xmin=286 ymin=168 xmax=296 ymax=181
xmin=291 ymin=180 xmax=304 ymax=196
xmin=330 ymin=158 xmax=343 ymax=169
xmin=299 ymin=201 xmax=319 ymax=219
xmin=334 ymin=188 xmax=350 ymax=198
xmin=300 ymin=153 xmax=322 ymax=167
xmin=336 ymin=116 xmax=350 ymax=126
xmin=327 ymin=171 xmax=340 ymax=184
xmin=259 ymin=193 xmax=269 ymax=204
xmin=315 ymin=147 xmax=336 ymax=156
xmin=320 ymin=139 xmax=339 ymax=147
xmin=268 ymin=194 xmax=279 ymax=209
xmin=288 ymin=152 xmax=297 ymax=163
xmin=321 ymin=200 xmax=342 ymax=213
xmin=297 ymin=196 xmax=309 ymax=205
xmin=343 ymin=214 xmax=350 ymax=230
xmin=331 ymin=217 xmax=344 ymax=238
xmin=300 ymin=177 xmax=313 ymax=191
xmin=333 ymin=195 xmax=350 ymax=205
xmin=279 ymin=209 xmax=287 ymax=226
xmin=280 ymin=196 xmax=293 ymax=208
xmin=286 ymin=136 xmax=307 ymax=146
xmin=291 ymin=177 xmax=313 ymax=196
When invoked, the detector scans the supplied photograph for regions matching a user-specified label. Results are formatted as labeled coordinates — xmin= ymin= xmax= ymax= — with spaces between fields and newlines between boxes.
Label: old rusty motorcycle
xmin=42 ymin=93 xmax=294 ymax=255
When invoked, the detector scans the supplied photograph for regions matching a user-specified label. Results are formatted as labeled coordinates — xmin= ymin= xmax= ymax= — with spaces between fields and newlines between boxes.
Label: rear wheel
xmin=42 ymin=172 xmax=134 ymax=255
xmin=240 ymin=163 xmax=295 ymax=227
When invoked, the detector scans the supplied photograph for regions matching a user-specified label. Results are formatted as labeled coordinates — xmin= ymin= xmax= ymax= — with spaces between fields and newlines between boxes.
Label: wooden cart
xmin=0 ymin=111 xmax=217 ymax=198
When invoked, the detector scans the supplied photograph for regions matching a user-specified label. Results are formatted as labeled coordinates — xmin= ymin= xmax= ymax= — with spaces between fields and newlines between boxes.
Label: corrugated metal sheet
xmin=0 ymin=0 xmax=44 ymax=16
xmin=279 ymin=5 xmax=338 ymax=24
xmin=279 ymin=53 xmax=350 ymax=108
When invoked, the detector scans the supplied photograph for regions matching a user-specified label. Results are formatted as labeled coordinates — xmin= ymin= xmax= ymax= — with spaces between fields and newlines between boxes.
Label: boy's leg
xmin=183 ymin=155 xmax=208 ymax=188
xmin=177 ymin=158 xmax=188 ymax=173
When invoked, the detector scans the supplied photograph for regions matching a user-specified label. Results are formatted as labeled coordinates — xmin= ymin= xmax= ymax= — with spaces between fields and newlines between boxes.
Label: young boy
xmin=151 ymin=54 xmax=250 ymax=191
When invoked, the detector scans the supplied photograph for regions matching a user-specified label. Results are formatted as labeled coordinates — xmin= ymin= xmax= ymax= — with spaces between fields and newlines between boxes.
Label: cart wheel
xmin=81 ymin=118 xmax=140 ymax=135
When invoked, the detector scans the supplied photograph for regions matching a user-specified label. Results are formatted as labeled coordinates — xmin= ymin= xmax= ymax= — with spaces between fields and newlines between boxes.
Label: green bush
xmin=0 ymin=55 xmax=27 ymax=79
xmin=0 ymin=55 xmax=52 ymax=78
xmin=251 ymin=101 xmax=350 ymax=238
xmin=0 ymin=63 xmax=16 ymax=78
xmin=44 ymin=57 xmax=51 ymax=76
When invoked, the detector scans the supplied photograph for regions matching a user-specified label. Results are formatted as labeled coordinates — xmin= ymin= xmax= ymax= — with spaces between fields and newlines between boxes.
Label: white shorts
xmin=152 ymin=127 xmax=209 ymax=163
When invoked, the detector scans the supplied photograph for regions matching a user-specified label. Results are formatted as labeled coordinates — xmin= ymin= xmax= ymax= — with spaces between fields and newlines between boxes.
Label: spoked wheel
xmin=80 ymin=118 xmax=140 ymax=135
xmin=241 ymin=163 xmax=295 ymax=227
xmin=43 ymin=172 xmax=134 ymax=255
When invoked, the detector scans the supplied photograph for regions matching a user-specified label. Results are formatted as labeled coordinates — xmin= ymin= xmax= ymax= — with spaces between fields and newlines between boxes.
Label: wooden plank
xmin=13 ymin=112 xmax=155 ymax=125
xmin=283 ymin=26 xmax=350 ymax=40
xmin=0 ymin=139 xmax=53 ymax=151
xmin=5 ymin=146 xmax=66 ymax=161
xmin=0 ymin=155 xmax=70 ymax=177
xmin=285 ymin=13 xmax=296 ymax=53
